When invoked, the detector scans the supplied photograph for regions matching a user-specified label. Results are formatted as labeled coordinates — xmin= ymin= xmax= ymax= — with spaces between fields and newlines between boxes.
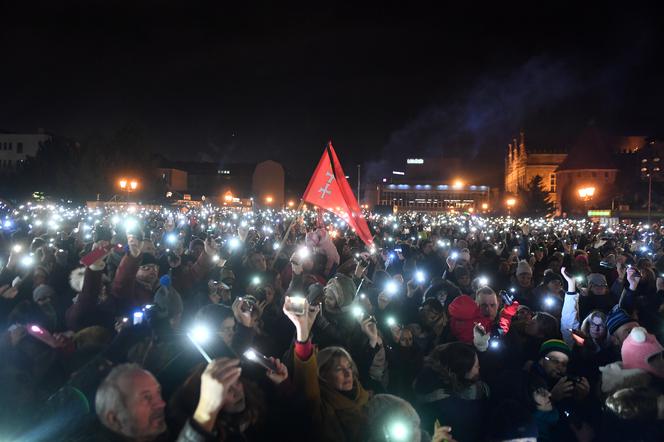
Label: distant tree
xmin=520 ymin=175 xmax=556 ymax=217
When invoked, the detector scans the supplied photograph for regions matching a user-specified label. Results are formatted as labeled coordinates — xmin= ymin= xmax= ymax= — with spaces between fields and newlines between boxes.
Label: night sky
xmin=2 ymin=1 xmax=663 ymax=186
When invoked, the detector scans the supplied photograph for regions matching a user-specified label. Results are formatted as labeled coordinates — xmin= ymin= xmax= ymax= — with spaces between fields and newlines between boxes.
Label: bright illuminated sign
xmin=588 ymin=210 xmax=611 ymax=217
xmin=392 ymin=171 xmax=405 ymax=175
xmin=407 ymin=158 xmax=424 ymax=164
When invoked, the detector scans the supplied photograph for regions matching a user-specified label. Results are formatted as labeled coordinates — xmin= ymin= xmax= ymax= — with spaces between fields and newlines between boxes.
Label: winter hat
xmin=140 ymin=253 xmax=159 ymax=266
xmin=539 ymin=339 xmax=571 ymax=358
xmin=607 ymin=305 xmax=635 ymax=335
xmin=621 ymin=327 xmax=664 ymax=378
xmin=587 ymin=273 xmax=608 ymax=287
xmin=575 ymin=254 xmax=589 ymax=265
xmin=69 ymin=267 xmax=86 ymax=293
xmin=516 ymin=260 xmax=533 ymax=276
xmin=33 ymin=284 xmax=56 ymax=303
xmin=323 ymin=274 xmax=356 ymax=312
xmin=153 ymin=275 xmax=183 ymax=319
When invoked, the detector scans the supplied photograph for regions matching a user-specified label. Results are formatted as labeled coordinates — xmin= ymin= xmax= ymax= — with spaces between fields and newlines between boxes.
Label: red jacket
xmin=447 ymin=295 xmax=519 ymax=343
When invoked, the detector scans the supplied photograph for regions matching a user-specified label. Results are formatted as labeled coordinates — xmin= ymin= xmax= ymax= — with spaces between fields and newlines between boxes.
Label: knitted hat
xmin=140 ymin=253 xmax=159 ymax=267
xmin=516 ymin=260 xmax=533 ymax=276
xmin=539 ymin=339 xmax=571 ymax=358
xmin=33 ymin=284 xmax=56 ymax=302
xmin=153 ymin=275 xmax=183 ymax=319
xmin=587 ymin=273 xmax=608 ymax=287
xmin=323 ymin=274 xmax=356 ymax=312
xmin=621 ymin=327 xmax=664 ymax=378
xmin=607 ymin=305 xmax=636 ymax=335
xmin=542 ymin=271 xmax=563 ymax=286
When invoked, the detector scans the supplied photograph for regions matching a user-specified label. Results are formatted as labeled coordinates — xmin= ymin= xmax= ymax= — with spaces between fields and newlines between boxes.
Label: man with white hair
xmin=95 ymin=359 xmax=242 ymax=441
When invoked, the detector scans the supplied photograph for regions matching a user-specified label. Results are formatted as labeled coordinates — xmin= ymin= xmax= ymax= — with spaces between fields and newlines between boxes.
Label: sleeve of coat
xmin=65 ymin=267 xmax=103 ymax=331
xmin=561 ymin=292 xmax=580 ymax=346
xmin=293 ymin=345 xmax=323 ymax=426
xmin=172 ymin=252 xmax=214 ymax=294
xmin=112 ymin=254 xmax=140 ymax=300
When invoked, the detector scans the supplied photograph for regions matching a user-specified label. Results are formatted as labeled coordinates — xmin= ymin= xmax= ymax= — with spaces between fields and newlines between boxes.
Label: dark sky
xmin=2 ymin=1 xmax=663 ymax=186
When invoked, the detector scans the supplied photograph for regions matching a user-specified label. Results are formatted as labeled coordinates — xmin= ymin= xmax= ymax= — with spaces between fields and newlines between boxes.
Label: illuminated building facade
xmin=504 ymin=131 xmax=567 ymax=202
xmin=376 ymin=182 xmax=491 ymax=212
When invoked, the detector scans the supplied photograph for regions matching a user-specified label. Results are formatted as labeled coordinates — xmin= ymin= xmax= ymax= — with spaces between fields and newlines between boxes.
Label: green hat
xmin=539 ymin=339 xmax=571 ymax=358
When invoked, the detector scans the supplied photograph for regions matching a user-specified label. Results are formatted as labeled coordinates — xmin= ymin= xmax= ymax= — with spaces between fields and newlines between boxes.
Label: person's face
xmin=613 ymin=321 xmax=639 ymax=347
xmin=219 ymin=317 xmax=235 ymax=346
xmin=115 ymin=371 xmax=167 ymax=439
xmin=423 ymin=243 xmax=433 ymax=255
xmin=533 ymin=387 xmax=553 ymax=412
xmin=325 ymin=356 xmax=354 ymax=391
xmin=477 ymin=293 xmax=499 ymax=320
xmin=499 ymin=261 xmax=510 ymax=274
xmin=457 ymin=275 xmax=470 ymax=287
xmin=546 ymin=279 xmax=562 ymax=293
xmin=514 ymin=307 xmax=534 ymax=324
xmin=465 ymin=354 xmax=480 ymax=382
xmin=136 ymin=264 xmax=158 ymax=285
xmin=540 ymin=351 xmax=569 ymax=380
xmin=249 ymin=253 xmax=267 ymax=272
xmin=36 ymin=295 xmax=53 ymax=307
xmin=141 ymin=241 xmax=156 ymax=256
xmin=590 ymin=285 xmax=608 ymax=296
xmin=549 ymin=259 xmax=562 ymax=273
xmin=524 ymin=314 xmax=540 ymax=337
xmin=589 ymin=315 xmax=607 ymax=340
xmin=324 ymin=290 xmax=338 ymax=311
xmin=535 ymin=250 xmax=544 ymax=261
xmin=517 ymin=273 xmax=532 ymax=287
xmin=399 ymin=329 xmax=413 ymax=347
xmin=222 ymin=378 xmax=246 ymax=413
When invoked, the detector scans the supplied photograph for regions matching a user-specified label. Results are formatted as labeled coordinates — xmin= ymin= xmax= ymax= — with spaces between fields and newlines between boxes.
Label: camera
xmin=239 ymin=295 xmax=258 ymax=313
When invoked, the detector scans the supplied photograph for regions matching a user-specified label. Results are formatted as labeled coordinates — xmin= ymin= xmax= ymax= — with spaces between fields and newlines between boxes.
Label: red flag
xmin=303 ymin=142 xmax=373 ymax=245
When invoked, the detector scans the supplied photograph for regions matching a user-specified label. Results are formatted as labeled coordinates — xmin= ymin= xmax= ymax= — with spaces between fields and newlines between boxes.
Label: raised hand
xmin=561 ymin=266 xmax=575 ymax=293
xmin=283 ymin=296 xmax=319 ymax=342
xmin=265 ymin=357 xmax=288 ymax=385
xmin=193 ymin=358 xmax=242 ymax=432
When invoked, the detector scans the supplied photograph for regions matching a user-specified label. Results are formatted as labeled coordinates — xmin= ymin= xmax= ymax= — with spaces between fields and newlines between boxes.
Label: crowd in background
xmin=0 ymin=202 xmax=663 ymax=441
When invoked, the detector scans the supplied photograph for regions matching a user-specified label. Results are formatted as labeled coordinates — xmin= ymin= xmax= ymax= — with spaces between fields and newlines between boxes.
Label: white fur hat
xmin=69 ymin=267 xmax=86 ymax=293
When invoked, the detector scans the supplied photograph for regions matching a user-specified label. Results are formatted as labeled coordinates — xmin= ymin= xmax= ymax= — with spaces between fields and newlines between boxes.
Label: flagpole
xmin=270 ymin=199 xmax=304 ymax=269
xmin=357 ymin=164 xmax=361 ymax=204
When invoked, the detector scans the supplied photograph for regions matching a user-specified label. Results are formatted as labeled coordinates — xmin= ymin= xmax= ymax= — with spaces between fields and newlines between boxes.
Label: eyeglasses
xmin=544 ymin=356 xmax=568 ymax=367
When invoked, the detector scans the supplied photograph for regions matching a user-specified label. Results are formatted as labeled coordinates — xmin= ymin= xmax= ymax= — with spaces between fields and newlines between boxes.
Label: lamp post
xmin=118 ymin=178 xmax=139 ymax=201
xmin=641 ymin=156 xmax=660 ymax=223
xmin=577 ymin=186 xmax=596 ymax=216
xmin=506 ymin=198 xmax=516 ymax=216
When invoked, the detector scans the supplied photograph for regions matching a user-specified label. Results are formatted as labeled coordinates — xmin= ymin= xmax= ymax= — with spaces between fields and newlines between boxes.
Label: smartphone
xmin=26 ymin=324 xmax=59 ymax=348
xmin=568 ymin=329 xmax=586 ymax=346
xmin=133 ymin=311 xmax=144 ymax=325
xmin=285 ymin=297 xmax=306 ymax=315
xmin=243 ymin=348 xmax=278 ymax=371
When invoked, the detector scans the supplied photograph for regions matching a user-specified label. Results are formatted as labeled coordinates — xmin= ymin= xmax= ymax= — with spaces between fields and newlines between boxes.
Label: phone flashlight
xmin=352 ymin=305 xmax=364 ymax=319
xmin=415 ymin=271 xmax=425 ymax=283
xmin=478 ymin=276 xmax=489 ymax=286
xmin=450 ymin=252 xmax=459 ymax=259
xmin=490 ymin=340 xmax=500 ymax=350
xmin=251 ymin=276 xmax=261 ymax=285
xmin=384 ymin=421 xmax=409 ymax=441
xmin=544 ymin=296 xmax=555 ymax=308
xmin=187 ymin=325 xmax=213 ymax=363
xmin=297 ymin=247 xmax=310 ymax=260
xmin=20 ymin=255 xmax=34 ymax=267
xmin=12 ymin=244 xmax=22 ymax=253
xmin=243 ymin=348 xmax=278 ymax=372
xmin=166 ymin=233 xmax=177 ymax=244
xmin=385 ymin=280 xmax=399 ymax=296
xmin=228 ymin=237 xmax=241 ymax=250
xmin=133 ymin=311 xmax=144 ymax=325
xmin=386 ymin=316 xmax=397 ymax=327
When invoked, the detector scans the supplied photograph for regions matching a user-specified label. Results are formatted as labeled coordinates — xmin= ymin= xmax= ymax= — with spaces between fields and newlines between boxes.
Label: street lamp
xmin=453 ymin=179 xmax=464 ymax=189
xmin=578 ymin=186 xmax=596 ymax=215
xmin=506 ymin=198 xmax=516 ymax=216
xmin=265 ymin=196 xmax=273 ymax=204
xmin=118 ymin=177 xmax=139 ymax=201
xmin=641 ymin=156 xmax=660 ymax=222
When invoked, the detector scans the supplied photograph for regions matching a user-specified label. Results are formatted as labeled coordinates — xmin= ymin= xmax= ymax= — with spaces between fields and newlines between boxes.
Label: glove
xmin=473 ymin=323 xmax=490 ymax=352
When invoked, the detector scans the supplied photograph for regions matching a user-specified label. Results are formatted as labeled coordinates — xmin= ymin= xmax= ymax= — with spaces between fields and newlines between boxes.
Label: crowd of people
xmin=0 ymin=201 xmax=663 ymax=441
